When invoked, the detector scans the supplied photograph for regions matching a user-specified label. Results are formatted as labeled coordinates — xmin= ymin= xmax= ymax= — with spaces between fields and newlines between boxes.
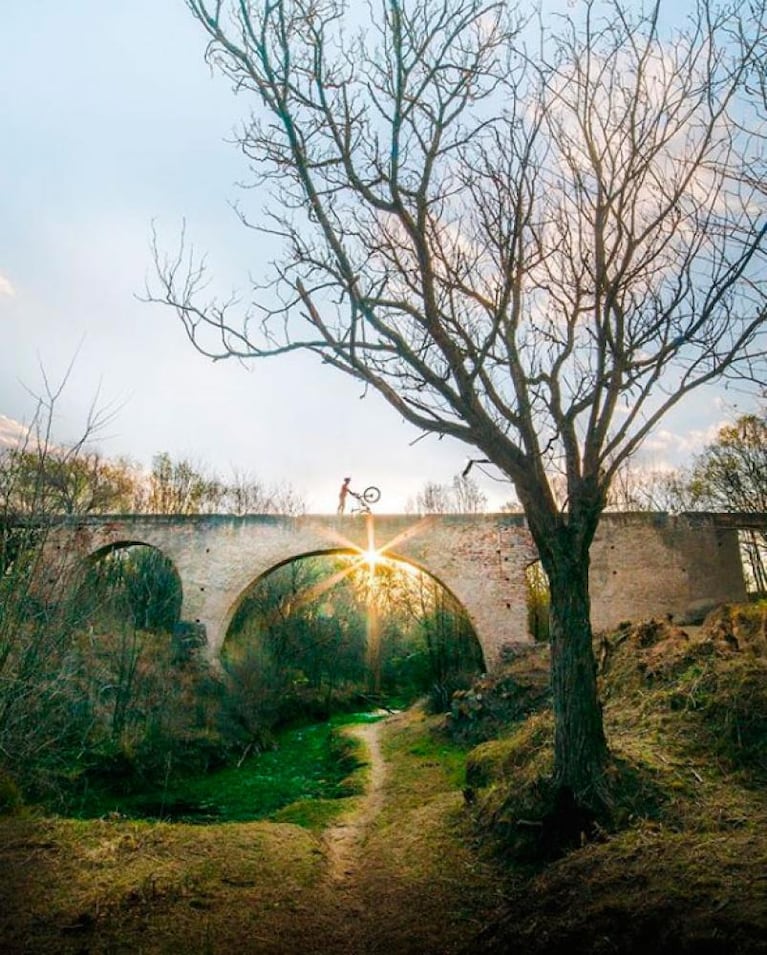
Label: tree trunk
xmin=546 ymin=540 xmax=609 ymax=803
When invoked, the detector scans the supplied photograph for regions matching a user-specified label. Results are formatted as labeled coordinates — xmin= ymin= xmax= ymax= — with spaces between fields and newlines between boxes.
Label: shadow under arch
xmin=221 ymin=546 xmax=486 ymax=672
xmin=77 ymin=539 xmax=183 ymax=635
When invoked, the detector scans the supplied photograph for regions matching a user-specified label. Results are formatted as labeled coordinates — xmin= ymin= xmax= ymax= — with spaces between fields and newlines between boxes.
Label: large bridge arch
xmin=220 ymin=545 xmax=489 ymax=668
xmin=219 ymin=546 xmax=364 ymax=650
xmin=40 ymin=511 xmax=750 ymax=671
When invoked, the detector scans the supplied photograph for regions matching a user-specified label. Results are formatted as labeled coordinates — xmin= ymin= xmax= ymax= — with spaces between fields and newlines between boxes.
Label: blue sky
xmin=0 ymin=1 xmax=750 ymax=512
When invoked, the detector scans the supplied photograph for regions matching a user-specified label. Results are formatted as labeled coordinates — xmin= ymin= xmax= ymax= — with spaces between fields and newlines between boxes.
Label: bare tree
xmin=689 ymin=413 xmax=767 ymax=592
xmin=146 ymin=452 xmax=225 ymax=514
xmin=4 ymin=449 xmax=142 ymax=515
xmin=604 ymin=461 xmax=695 ymax=513
xmin=154 ymin=0 xmax=767 ymax=801
xmin=412 ymin=480 xmax=454 ymax=514
xmin=410 ymin=473 xmax=486 ymax=513
xmin=223 ymin=467 xmax=306 ymax=515
xmin=0 ymin=374 xmax=115 ymax=794
xmin=452 ymin=473 xmax=487 ymax=513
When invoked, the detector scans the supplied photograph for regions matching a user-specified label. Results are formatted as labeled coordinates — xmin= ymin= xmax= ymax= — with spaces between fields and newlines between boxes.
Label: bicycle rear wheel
xmin=362 ymin=485 xmax=381 ymax=504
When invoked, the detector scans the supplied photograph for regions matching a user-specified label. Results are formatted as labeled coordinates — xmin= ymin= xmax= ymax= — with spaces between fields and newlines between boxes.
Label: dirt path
xmin=323 ymin=720 xmax=387 ymax=883
xmin=312 ymin=710 xmax=503 ymax=954
xmin=0 ymin=709 xmax=505 ymax=954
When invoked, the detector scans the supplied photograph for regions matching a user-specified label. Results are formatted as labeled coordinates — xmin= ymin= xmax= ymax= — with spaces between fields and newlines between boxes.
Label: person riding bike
xmin=338 ymin=477 xmax=380 ymax=514
xmin=337 ymin=476 xmax=353 ymax=514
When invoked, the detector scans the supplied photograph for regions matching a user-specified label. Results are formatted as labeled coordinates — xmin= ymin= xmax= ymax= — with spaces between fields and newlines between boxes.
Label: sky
xmin=0 ymin=1 xmax=752 ymax=513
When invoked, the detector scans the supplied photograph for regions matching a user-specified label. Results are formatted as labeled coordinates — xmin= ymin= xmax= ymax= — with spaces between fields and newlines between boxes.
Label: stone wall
xmin=590 ymin=513 xmax=746 ymax=628
xmin=41 ymin=511 xmax=748 ymax=671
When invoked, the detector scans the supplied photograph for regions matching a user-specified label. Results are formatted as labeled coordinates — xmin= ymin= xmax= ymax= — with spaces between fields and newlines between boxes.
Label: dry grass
xmin=469 ymin=604 xmax=767 ymax=953
xmin=0 ymin=815 xmax=326 ymax=954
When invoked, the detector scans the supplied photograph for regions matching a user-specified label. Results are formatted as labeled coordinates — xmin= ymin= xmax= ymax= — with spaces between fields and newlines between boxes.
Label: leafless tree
xmin=452 ymin=473 xmax=487 ymax=513
xmin=689 ymin=412 xmax=767 ymax=592
xmin=153 ymin=0 xmax=767 ymax=800
xmin=223 ymin=467 xmax=306 ymax=515
xmin=146 ymin=452 xmax=225 ymax=514
xmin=410 ymin=473 xmax=486 ymax=513
xmin=0 ymin=373 xmax=114 ymax=791
xmin=411 ymin=479 xmax=453 ymax=514
xmin=604 ymin=461 xmax=695 ymax=513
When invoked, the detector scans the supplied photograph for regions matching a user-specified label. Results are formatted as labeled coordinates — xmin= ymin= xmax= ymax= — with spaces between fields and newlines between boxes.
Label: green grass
xmin=406 ymin=736 xmax=470 ymax=789
xmin=73 ymin=713 xmax=380 ymax=826
xmin=271 ymin=796 xmax=354 ymax=829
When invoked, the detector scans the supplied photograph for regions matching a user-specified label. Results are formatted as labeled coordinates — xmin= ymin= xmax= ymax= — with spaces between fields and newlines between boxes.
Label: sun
xmin=361 ymin=548 xmax=384 ymax=569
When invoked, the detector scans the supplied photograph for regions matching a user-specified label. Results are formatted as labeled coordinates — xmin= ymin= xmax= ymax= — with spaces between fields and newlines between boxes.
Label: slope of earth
xmin=5 ymin=604 xmax=767 ymax=954
xmin=467 ymin=604 xmax=767 ymax=954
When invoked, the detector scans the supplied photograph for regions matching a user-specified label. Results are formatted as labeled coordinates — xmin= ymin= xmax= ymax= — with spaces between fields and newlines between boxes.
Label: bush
xmin=446 ymin=644 xmax=551 ymax=744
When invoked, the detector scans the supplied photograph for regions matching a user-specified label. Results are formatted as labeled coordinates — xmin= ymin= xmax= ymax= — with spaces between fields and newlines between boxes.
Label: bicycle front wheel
xmin=362 ymin=486 xmax=381 ymax=504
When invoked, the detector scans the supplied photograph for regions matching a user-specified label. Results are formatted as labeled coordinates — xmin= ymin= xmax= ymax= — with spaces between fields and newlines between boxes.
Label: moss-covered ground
xmin=70 ymin=712 xmax=377 ymax=826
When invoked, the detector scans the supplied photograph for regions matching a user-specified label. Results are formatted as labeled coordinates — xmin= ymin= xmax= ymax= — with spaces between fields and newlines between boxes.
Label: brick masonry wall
xmin=42 ymin=511 xmax=747 ymax=671
xmin=590 ymin=513 xmax=746 ymax=628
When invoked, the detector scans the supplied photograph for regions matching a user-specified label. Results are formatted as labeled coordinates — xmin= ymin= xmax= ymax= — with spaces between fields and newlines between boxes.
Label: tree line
xmin=606 ymin=410 xmax=767 ymax=595
xmin=1 ymin=446 xmax=305 ymax=516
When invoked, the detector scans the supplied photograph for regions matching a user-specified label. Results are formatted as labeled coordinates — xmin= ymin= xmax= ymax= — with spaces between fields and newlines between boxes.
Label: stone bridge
xmin=42 ymin=511 xmax=751 ymax=669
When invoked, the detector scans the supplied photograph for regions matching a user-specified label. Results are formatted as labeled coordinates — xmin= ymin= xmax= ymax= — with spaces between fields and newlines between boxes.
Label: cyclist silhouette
xmin=337 ymin=478 xmax=381 ymax=515
xmin=337 ymin=476 xmax=353 ymax=514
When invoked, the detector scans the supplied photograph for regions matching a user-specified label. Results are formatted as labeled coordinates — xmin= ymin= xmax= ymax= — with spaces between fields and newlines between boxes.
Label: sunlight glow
xmin=361 ymin=548 xmax=384 ymax=568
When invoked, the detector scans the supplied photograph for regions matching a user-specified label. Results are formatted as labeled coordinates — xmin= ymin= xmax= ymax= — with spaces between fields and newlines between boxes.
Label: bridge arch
xmin=74 ymin=539 xmax=184 ymax=636
xmin=220 ymin=545 xmax=487 ymax=669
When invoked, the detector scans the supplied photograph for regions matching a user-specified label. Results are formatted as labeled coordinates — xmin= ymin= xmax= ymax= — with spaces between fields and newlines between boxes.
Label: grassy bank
xmin=70 ymin=712 xmax=379 ymax=826
xmin=462 ymin=603 xmax=767 ymax=953
xmin=0 ymin=707 xmax=497 ymax=954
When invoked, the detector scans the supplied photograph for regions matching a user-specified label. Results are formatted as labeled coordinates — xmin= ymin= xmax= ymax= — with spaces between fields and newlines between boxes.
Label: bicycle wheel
xmin=362 ymin=485 xmax=381 ymax=504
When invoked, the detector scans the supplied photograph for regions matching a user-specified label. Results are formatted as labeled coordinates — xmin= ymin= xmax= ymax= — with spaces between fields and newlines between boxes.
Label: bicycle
xmin=348 ymin=485 xmax=381 ymax=515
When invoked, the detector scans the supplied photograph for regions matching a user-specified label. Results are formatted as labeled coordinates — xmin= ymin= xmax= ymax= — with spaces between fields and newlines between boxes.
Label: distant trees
xmin=604 ymin=463 xmax=695 ymax=514
xmin=601 ymin=410 xmax=767 ymax=593
xmin=1 ymin=449 xmax=140 ymax=515
xmin=0 ymin=443 xmax=305 ymax=518
xmin=689 ymin=415 xmax=767 ymax=514
xmin=222 ymin=467 xmax=306 ymax=516
xmin=410 ymin=474 xmax=487 ymax=514
xmin=689 ymin=413 xmax=767 ymax=593
xmin=144 ymin=455 xmax=306 ymax=515
xmin=146 ymin=452 xmax=224 ymax=514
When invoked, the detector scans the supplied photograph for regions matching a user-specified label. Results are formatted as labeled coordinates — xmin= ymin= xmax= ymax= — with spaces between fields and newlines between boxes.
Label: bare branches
xmin=153 ymin=0 xmax=767 ymax=531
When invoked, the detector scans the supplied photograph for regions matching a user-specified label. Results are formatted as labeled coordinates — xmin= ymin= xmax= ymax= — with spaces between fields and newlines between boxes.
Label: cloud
xmin=0 ymin=274 xmax=16 ymax=297
xmin=0 ymin=415 xmax=30 ymax=449
xmin=640 ymin=421 xmax=726 ymax=463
